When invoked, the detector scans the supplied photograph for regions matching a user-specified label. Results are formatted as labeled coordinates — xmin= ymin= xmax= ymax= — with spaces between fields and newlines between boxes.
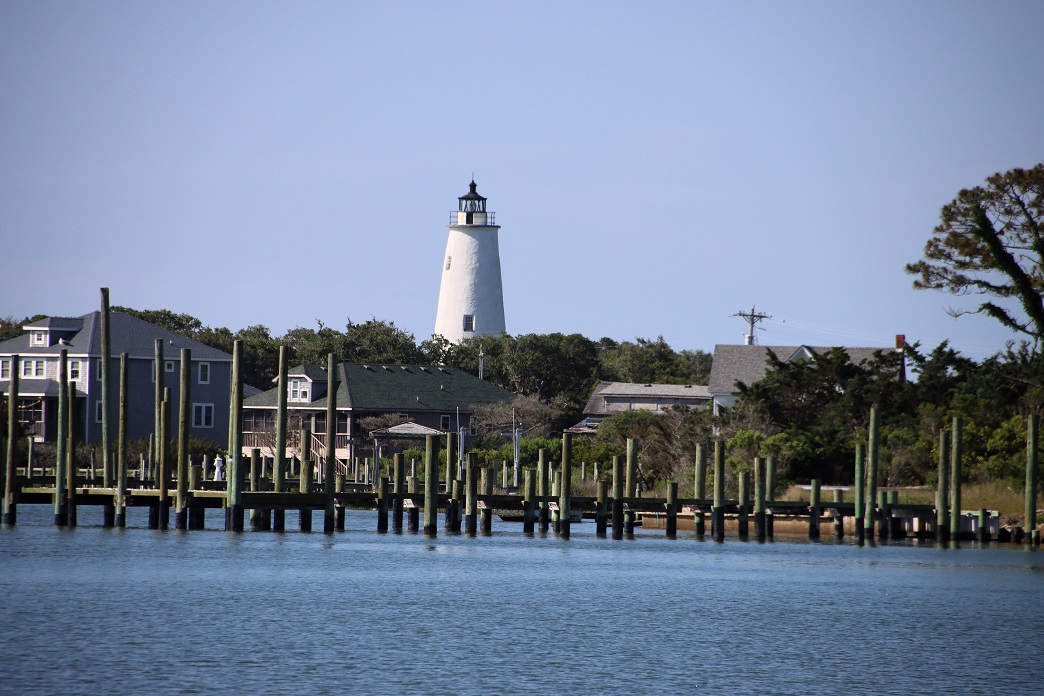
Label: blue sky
xmin=2 ymin=1 xmax=1042 ymax=361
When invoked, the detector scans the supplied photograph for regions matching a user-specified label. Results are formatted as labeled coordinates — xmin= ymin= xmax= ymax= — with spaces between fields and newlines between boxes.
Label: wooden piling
xmin=832 ymin=488 xmax=844 ymax=537
xmin=272 ymin=346 xmax=288 ymax=532
xmin=978 ymin=508 xmax=990 ymax=543
xmin=808 ymin=479 xmax=820 ymax=539
xmin=694 ymin=443 xmax=707 ymax=536
xmin=55 ymin=350 xmax=68 ymax=526
xmin=737 ymin=471 xmax=749 ymax=538
xmin=100 ymin=288 xmax=113 ymax=491
xmin=465 ymin=452 xmax=478 ymax=536
xmin=523 ymin=469 xmax=536 ymax=533
xmin=299 ymin=458 xmax=313 ymax=532
xmin=753 ymin=457 xmax=766 ymax=541
xmin=392 ymin=453 xmax=405 ymax=533
xmin=877 ymin=490 xmax=890 ymax=539
xmin=65 ymin=381 xmax=77 ymax=527
xmin=377 ymin=477 xmax=389 ymax=533
xmin=625 ymin=438 xmax=638 ymax=536
xmin=712 ymin=440 xmax=725 ymax=541
xmin=323 ymin=352 xmax=338 ymax=534
xmin=936 ymin=430 xmax=950 ymax=543
xmin=666 ymin=481 xmax=678 ymax=539
xmin=537 ymin=448 xmax=549 ymax=533
xmin=115 ymin=353 xmax=129 ymax=528
xmin=158 ymin=393 xmax=169 ymax=529
xmin=407 ymin=475 xmax=419 ymax=532
xmin=451 ymin=478 xmax=462 ymax=533
xmin=481 ymin=465 xmax=493 ymax=536
xmin=189 ymin=462 xmax=205 ymax=530
xmin=950 ymin=417 xmax=963 ymax=541
xmin=445 ymin=430 xmax=456 ymax=485
xmin=423 ymin=435 xmax=437 ymax=536
xmin=175 ymin=348 xmax=191 ymax=530
xmin=1026 ymin=415 xmax=1038 ymax=545
xmin=864 ymin=405 xmax=879 ymax=539
xmin=611 ymin=455 xmax=624 ymax=540
xmin=596 ymin=478 xmax=608 ymax=536
xmin=227 ymin=341 xmax=244 ymax=533
xmin=559 ymin=432 xmax=572 ymax=539
xmin=854 ymin=443 xmax=865 ymax=543
xmin=765 ymin=456 xmax=776 ymax=537
xmin=3 ymin=356 xmax=19 ymax=525
xmin=153 ymin=338 xmax=164 ymax=495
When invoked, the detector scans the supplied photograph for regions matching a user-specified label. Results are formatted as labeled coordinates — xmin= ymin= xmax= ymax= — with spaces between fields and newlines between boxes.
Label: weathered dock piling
xmin=712 ymin=441 xmax=725 ymax=541
xmin=323 ymin=352 xmax=337 ymax=534
xmin=423 ymin=435 xmax=437 ymax=536
xmin=54 ymin=350 xmax=68 ymax=526
xmin=625 ymin=438 xmax=638 ymax=537
xmin=465 ymin=452 xmax=478 ymax=536
xmin=611 ymin=455 xmax=624 ymax=540
xmin=936 ymin=430 xmax=950 ymax=543
xmin=854 ymin=444 xmax=865 ymax=544
xmin=3 ymin=357 xmax=18 ymax=525
xmin=864 ymin=405 xmax=879 ymax=540
xmin=392 ymin=453 xmax=405 ymax=533
xmin=226 ymin=341 xmax=245 ymax=532
xmin=523 ymin=469 xmax=536 ymax=533
xmin=1026 ymin=415 xmax=1038 ymax=547
xmin=754 ymin=457 xmax=766 ymax=541
xmin=115 ymin=353 xmax=129 ymax=528
xmin=950 ymin=417 xmax=963 ymax=541
xmin=666 ymin=482 xmax=678 ymax=539
xmin=100 ymin=288 xmax=114 ymax=527
xmin=808 ymin=479 xmax=820 ymax=539
xmin=542 ymin=446 xmax=551 ymax=534
xmin=558 ymin=433 xmax=572 ymax=539
xmin=175 ymin=348 xmax=191 ymax=530
xmin=737 ymin=471 xmax=749 ymax=538
xmin=694 ymin=444 xmax=707 ymax=536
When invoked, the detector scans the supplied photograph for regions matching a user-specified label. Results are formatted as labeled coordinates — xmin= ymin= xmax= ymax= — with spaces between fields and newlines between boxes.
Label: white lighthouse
xmin=434 ymin=180 xmax=507 ymax=343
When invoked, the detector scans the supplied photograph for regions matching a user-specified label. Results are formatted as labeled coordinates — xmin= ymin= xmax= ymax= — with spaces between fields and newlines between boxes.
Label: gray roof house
xmin=567 ymin=380 xmax=712 ymax=434
xmin=241 ymin=362 xmax=514 ymax=461
xmin=708 ymin=344 xmax=895 ymax=413
xmin=0 ymin=312 xmax=233 ymax=446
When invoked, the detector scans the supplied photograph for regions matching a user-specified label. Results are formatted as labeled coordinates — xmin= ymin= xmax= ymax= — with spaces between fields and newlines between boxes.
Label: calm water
xmin=1 ymin=505 xmax=1042 ymax=695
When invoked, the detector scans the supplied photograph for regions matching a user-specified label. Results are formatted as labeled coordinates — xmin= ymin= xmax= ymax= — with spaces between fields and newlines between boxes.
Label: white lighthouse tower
xmin=434 ymin=180 xmax=507 ymax=343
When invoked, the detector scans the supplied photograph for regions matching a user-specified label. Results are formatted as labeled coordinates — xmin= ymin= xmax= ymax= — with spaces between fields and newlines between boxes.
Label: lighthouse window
xmin=445 ymin=256 xmax=452 ymax=270
xmin=462 ymin=315 xmax=475 ymax=332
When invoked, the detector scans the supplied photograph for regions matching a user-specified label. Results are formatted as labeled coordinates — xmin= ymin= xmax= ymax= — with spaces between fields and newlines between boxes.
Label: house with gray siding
xmin=241 ymin=362 xmax=514 ymax=462
xmin=0 ymin=312 xmax=233 ymax=446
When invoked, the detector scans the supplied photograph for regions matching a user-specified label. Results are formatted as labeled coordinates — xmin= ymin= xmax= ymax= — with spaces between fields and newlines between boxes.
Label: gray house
xmin=0 ymin=312 xmax=233 ymax=446
xmin=241 ymin=362 xmax=514 ymax=462
xmin=567 ymin=380 xmax=712 ymax=435
xmin=708 ymin=344 xmax=895 ymax=414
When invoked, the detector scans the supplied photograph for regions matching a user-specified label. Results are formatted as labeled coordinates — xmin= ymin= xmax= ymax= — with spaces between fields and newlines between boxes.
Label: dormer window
xmin=289 ymin=378 xmax=310 ymax=402
xmin=30 ymin=331 xmax=47 ymax=347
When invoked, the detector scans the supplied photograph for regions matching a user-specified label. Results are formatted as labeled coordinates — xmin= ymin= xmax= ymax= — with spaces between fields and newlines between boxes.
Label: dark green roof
xmin=245 ymin=362 xmax=514 ymax=412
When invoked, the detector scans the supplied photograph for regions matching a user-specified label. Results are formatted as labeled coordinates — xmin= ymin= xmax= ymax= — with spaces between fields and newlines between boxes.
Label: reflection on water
xmin=1 ymin=504 xmax=1041 ymax=695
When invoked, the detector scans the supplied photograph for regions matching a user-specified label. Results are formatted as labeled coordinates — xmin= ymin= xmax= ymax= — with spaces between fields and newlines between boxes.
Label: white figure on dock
xmin=214 ymin=454 xmax=225 ymax=481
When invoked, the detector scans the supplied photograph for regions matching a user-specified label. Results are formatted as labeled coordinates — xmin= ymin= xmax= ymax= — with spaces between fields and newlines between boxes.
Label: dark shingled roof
xmin=708 ymin=344 xmax=889 ymax=395
xmin=244 ymin=363 xmax=514 ymax=412
xmin=0 ymin=312 xmax=232 ymax=361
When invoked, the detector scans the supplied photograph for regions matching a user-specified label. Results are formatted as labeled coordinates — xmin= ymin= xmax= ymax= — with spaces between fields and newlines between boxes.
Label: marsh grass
xmin=779 ymin=481 xmax=1031 ymax=524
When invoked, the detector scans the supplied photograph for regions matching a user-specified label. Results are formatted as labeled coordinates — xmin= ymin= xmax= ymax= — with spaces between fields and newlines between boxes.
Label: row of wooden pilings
xmin=1 ymin=291 xmax=1040 ymax=544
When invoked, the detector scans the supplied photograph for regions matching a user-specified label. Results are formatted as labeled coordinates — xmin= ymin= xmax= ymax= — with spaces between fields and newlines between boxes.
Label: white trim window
xmin=193 ymin=403 xmax=214 ymax=428
xmin=69 ymin=361 xmax=81 ymax=380
xmin=0 ymin=359 xmax=9 ymax=380
xmin=289 ymin=378 xmax=310 ymax=402
xmin=30 ymin=331 xmax=47 ymax=347
xmin=198 ymin=362 xmax=210 ymax=385
xmin=440 ymin=415 xmax=451 ymax=430
xmin=166 ymin=361 xmax=175 ymax=373
xmin=22 ymin=359 xmax=44 ymax=378
xmin=462 ymin=314 xmax=475 ymax=332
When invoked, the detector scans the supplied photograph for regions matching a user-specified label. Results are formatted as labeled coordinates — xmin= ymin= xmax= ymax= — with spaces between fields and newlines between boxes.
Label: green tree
xmin=906 ymin=163 xmax=1044 ymax=344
